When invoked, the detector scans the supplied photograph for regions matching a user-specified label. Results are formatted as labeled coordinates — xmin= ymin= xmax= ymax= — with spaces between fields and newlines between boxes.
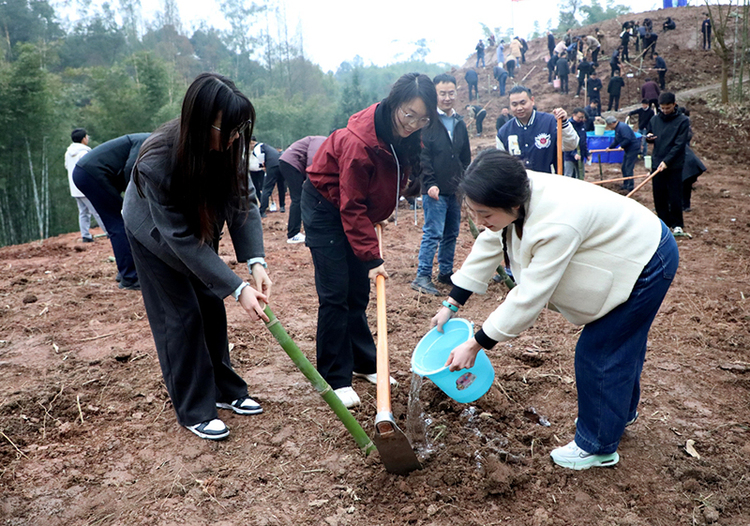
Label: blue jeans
xmin=639 ymin=128 xmax=648 ymax=157
xmin=416 ymin=194 xmax=461 ymax=278
xmin=574 ymin=221 xmax=678 ymax=455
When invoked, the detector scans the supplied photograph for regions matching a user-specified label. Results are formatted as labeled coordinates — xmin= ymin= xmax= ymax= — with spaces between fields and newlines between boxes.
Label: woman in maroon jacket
xmin=302 ymin=73 xmax=438 ymax=408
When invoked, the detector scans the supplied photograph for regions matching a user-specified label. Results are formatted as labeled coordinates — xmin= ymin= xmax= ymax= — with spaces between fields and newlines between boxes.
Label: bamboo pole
xmin=590 ymin=173 xmax=651 ymax=185
xmin=262 ymin=306 xmax=377 ymax=456
xmin=626 ymin=164 xmax=664 ymax=198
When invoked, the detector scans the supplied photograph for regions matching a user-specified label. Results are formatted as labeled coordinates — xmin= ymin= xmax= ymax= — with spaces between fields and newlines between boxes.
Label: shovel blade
xmin=373 ymin=416 xmax=422 ymax=476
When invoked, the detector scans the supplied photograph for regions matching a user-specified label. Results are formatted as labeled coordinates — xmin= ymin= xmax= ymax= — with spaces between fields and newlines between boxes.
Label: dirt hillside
xmin=2 ymin=6 xmax=749 ymax=526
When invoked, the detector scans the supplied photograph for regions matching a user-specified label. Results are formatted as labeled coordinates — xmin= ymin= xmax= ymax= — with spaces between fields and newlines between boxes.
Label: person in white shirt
xmin=432 ymin=149 xmax=679 ymax=470
xmin=64 ymin=128 xmax=107 ymax=242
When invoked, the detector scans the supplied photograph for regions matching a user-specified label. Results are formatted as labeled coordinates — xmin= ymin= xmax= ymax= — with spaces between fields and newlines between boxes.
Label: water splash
xmin=405 ymin=373 xmax=435 ymax=460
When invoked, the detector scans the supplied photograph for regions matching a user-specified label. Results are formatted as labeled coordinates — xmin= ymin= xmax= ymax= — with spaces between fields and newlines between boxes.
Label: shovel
xmin=372 ymin=224 xmax=422 ymax=475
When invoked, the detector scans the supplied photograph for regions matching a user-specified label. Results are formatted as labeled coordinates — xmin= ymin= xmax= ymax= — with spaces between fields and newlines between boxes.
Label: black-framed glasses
xmin=212 ymin=119 xmax=253 ymax=137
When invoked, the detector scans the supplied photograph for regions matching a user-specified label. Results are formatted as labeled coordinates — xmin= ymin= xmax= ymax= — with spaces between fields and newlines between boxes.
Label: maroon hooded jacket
xmin=307 ymin=103 xmax=409 ymax=263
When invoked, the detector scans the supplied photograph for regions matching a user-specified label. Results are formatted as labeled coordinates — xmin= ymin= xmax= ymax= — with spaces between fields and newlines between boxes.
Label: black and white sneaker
xmin=186 ymin=419 xmax=229 ymax=440
xmin=216 ymin=396 xmax=263 ymax=415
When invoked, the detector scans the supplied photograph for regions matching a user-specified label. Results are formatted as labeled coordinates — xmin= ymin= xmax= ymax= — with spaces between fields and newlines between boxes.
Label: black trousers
xmin=559 ymin=74 xmax=569 ymax=94
xmin=608 ymin=94 xmax=621 ymax=111
xmin=652 ymin=166 xmax=684 ymax=229
xmin=658 ymin=71 xmax=666 ymax=90
xmin=474 ymin=109 xmax=487 ymax=134
xmin=683 ymin=175 xmax=698 ymax=210
xmin=592 ymin=47 xmax=600 ymax=65
xmin=279 ymin=160 xmax=304 ymax=239
xmin=127 ymin=232 xmax=248 ymax=426
xmin=301 ymin=182 xmax=377 ymax=390
xmin=250 ymin=170 xmax=264 ymax=205
xmin=260 ymin=164 xmax=286 ymax=213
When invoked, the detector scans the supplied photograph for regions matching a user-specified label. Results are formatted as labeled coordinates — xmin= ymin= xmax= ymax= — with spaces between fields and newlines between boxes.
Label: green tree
xmin=579 ymin=1 xmax=630 ymax=27
xmin=0 ymin=0 xmax=62 ymax=60
xmin=333 ymin=69 xmax=375 ymax=130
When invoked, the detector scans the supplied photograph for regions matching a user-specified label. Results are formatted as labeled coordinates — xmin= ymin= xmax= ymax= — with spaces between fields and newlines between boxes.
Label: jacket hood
xmin=658 ymin=106 xmax=682 ymax=121
xmin=345 ymin=104 xmax=386 ymax=155
xmin=66 ymin=142 xmax=90 ymax=158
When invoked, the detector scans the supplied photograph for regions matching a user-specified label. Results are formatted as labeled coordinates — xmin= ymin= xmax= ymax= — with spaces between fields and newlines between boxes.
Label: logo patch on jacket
xmin=535 ymin=133 xmax=552 ymax=149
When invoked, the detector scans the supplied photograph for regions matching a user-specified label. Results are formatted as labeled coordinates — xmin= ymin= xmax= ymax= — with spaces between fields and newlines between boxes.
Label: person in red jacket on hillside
xmin=302 ymin=73 xmax=438 ymax=408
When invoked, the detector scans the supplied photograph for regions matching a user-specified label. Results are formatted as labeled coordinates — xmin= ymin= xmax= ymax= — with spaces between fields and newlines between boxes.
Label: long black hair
xmin=135 ymin=73 xmax=255 ymax=243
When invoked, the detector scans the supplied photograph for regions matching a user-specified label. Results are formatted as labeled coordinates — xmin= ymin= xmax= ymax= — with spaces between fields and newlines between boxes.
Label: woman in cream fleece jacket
xmin=433 ymin=149 xmax=678 ymax=470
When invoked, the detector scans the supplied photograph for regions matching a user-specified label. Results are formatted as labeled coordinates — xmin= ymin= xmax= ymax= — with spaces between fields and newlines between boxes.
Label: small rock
xmin=22 ymin=294 xmax=37 ymax=304
xmin=703 ymin=506 xmax=719 ymax=524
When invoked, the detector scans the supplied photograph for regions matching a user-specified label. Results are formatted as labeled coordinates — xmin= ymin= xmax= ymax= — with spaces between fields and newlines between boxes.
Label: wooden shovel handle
xmin=557 ymin=117 xmax=563 ymax=175
xmin=374 ymin=225 xmax=392 ymax=416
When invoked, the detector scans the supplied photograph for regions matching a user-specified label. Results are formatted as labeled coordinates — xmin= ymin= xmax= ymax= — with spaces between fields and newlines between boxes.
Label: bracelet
xmin=442 ymin=300 xmax=459 ymax=313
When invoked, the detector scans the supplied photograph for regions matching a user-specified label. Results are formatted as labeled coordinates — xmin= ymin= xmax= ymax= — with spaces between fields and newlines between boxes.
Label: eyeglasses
xmin=212 ymin=119 xmax=253 ymax=137
xmin=398 ymin=107 xmax=430 ymax=127
xmin=437 ymin=91 xmax=457 ymax=99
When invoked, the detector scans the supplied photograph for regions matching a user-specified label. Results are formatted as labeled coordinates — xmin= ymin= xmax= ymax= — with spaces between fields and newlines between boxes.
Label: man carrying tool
xmin=563 ymin=108 xmax=590 ymax=179
xmin=604 ymin=115 xmax=640 ymax=191
xmin=496 ymin=85 xmax=579 ymax=174
xmin=646 ymin=92 xmax=690 ymax=235
xmin=412 ymin=73 xmax=471 ymax=297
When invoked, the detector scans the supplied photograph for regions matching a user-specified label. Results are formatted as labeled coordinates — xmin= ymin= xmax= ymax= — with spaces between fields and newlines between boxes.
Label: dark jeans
xmin=260 ymin=165 xmax=286 ymax=214
xmin=574 ymin=221 xmax=678 ymax=454
xmin=72 ymin=165 xmax=137 ymax=283
xmin=279 ymin=160 xmax=304 ymax=239
xmin=610 ymin=63 xmax=620 ymax=77
xmin=127 ymin=231 xmax=248 ymax=427
xmin=507 ymin=61 xmax=515 ymax=78
xmin=621 ymin=149 xmax=638 ymax=190
xmin=467 ymin=81 xmax=478 ymax=101
xmin=658 ymin=71 xmax=666 ymax=90
xmin=652 ymin=166 xmax=684 ymax=229
xmin=591 ymin=47 xmax=600 ymax=65
xmin=301 ymin=181 xmax=377 ymax=389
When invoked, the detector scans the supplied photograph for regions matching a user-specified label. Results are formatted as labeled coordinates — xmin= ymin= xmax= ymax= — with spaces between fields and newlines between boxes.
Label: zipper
xmin=389 ymin=143 xmax=400 ymax=226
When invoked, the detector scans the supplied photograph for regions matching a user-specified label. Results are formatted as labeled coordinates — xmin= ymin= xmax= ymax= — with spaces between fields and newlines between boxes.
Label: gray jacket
xmin=122 ymin=124 xmax=264 ymax=299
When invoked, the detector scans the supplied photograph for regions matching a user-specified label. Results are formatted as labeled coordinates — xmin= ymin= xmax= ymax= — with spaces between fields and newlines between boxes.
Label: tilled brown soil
xmin=2 ymin=7 xmax=750 ymax=526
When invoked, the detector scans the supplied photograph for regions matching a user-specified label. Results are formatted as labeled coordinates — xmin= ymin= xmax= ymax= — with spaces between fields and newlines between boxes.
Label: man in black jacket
xmin=555 ymin=52 xmax=570 ymax=94
xmin=605 ymin=116 xmax=640 ymax=191
xmin=607 ymin=74 xmax=625 ymax=111
xmin=628 ymin=99 xmax=655 ymax=157
xmin=587 ymin=70 xmax=603 ymax=113
xmin=646 ymin=92 xmax=690 ymax=234
xmin=412 ymin=74 xmax=472 ymax=296
xmin=547 ymin=31 xmax=556 ymax=58
xmin=654 ymin=52 xmax=668 ymax=90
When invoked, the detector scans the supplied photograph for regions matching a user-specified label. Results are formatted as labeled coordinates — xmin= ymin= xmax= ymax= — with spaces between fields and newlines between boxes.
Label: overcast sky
xmin=103 ymin=0 xmax=675 ymax=72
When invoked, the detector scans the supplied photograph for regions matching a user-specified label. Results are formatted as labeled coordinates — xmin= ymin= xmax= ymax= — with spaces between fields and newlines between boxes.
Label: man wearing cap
xmin=605 ymin=116 xmax=640 ymax=191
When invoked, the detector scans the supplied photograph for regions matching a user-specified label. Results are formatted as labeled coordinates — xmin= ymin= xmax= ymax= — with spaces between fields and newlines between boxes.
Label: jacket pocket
xmin=550 ymin=261 xmax=613 ymax=316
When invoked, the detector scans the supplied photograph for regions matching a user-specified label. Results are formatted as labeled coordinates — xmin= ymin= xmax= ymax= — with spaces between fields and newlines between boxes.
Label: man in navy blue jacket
xmin=496 ymin=85 xmax=579 ymax=173
xmin=605 ymin=116 xmax=640 ymax=191
xmin=654 ymin=52 xmax=668 ymax=89
xmin=412 ymin=74 xmax=472 ymax=296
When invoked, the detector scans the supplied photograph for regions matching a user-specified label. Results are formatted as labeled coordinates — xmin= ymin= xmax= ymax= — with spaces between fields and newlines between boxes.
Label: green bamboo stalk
xmin=262 ymin=305 xmax=376 ymax=455
xmin=467 ymin=217 xmax=516 ymax=290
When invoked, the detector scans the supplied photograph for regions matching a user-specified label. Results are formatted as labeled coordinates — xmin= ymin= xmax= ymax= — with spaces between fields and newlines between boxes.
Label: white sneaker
xmin=186 ymin=418 xmax=229 ymax=440
xmin=550 ymin=440 xmax=619 ymax=470
xmin=286 ymin=233 xmax=306 ymax=244
xmin=269 ymin=202 xmax=277 ymax=212
xmin=333 ymin=386 xmax=361 ymax=408
xmin=353 ymin=372 xmax=398 ymax=387
xmin=672 ymin=226 xmax=683 ymax=235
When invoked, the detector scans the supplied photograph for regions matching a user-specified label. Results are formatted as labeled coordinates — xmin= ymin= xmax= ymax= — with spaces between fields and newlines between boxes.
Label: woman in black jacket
xmin=123 ymin=73 xmax=271 ymax=441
